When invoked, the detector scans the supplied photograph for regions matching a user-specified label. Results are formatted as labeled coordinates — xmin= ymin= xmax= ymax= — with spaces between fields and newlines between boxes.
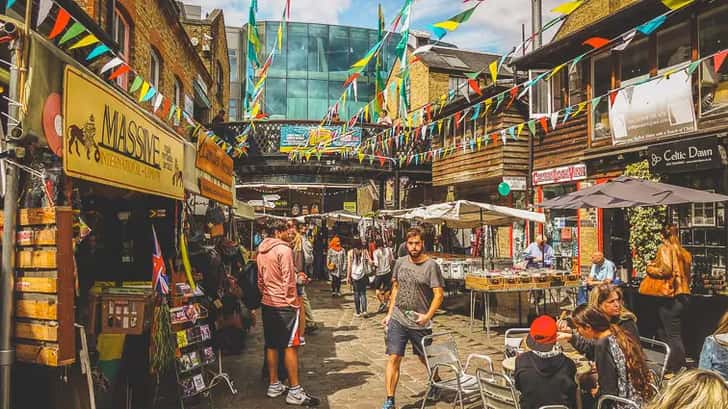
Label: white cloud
xmin=190 ymin=0 xmax=352 ymax=26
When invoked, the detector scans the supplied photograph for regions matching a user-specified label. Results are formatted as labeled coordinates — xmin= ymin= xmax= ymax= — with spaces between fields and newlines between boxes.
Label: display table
xmin=466 ymin=271 xmax=580 ymax=340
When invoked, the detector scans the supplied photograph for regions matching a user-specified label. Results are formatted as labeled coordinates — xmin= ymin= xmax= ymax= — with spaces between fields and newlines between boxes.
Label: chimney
xmin=531 ymin=0 xmax=542 ymax=50
xmin=410 ymin=30 xmax=432 ymax=49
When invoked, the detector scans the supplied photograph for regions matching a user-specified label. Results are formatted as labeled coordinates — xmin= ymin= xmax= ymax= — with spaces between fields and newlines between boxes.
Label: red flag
xmin=378 ymin=155 xmax=386 ymax=167
xmin=344 ymin=72 xmax=360 ymax=87
xmin=108 ymin=64 xmax=131 ymax=80
xmin=468 ymin=79 xmax=482 ymax=95
xmin=609 ymin=90 xmax=619 ymax=106
xmin=49 ymin=9 xmax=71 ymax=40
xmin=714 ymin=50 xmax=728 ymax=73
xmin=539 ymin=116 xmax=549 ymax=133
xmin=425 ymin=104 xmax=432 ymax=122
xmin=582 ymin=37 xmax=610 ymax=49
xmin=454 ymin=111 xmax=461 ymax=129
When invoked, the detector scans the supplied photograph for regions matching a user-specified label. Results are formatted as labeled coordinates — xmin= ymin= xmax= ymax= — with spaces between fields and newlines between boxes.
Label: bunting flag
xmin=86 ymin=44 xmax=111 ymax=61
xmin=468 ymin=79 xmax=482 ymax=95
xmin=570 ymin=53 xmax=586 ymax=72
xmin=636 ymin=15 xmax=666 ymax=36
xmin=69 ymin=34 xmax=99 ymax=50
xmin=138 ymin=82 xmax=150 ymax=102
xmin=129 ymin=75 xmax=143 ymax=93
xmin=153 ymin=93 xmax=164 ymax=112
xmin=37 ymin=0 xmax=54 ymax=27
xmin=590 ymin=96 xmax=603 ymax=113
xmin=612 ymin=29 xmax=636 ymax=52
xmin=101 ymin=57 xmax=124 ymax=74
xmin=527 ymin=120 xmax=537 ymax=137
xmin=108 ymin=64 xmax=130 ymax=81
xmin=471 ymin=103 xmax=481 ymax=120
xmin=582 ymin=37 xmax=610 ymax=49
xmin=431 ymin=4 xmax=479 ymax=39
xmin=538 ymin=116 xmax=549 ymax=133
xmin=488 ymin=60 xmax=499 ymax=84
xmin=374 ymin=3 xmax=386 ymax=116
xmin=351 ymin=39 xmax=384 ymax=70
xmin=686 ymin=60 xmax=701 ymax=76
xmin=661 ymin=0 xmax=693 ymax=9
xmin=551 ymin=0 xmax=584 ymax=15
xmin=550 ymin=112 xmax=559 ymax=130
xmin=59 ymin=22 xmax=86 ymax=45
xmin=141 ymin=87 xmax=156 ymax=103
xmin=714 ymin=50 xmax=728 ymax=73
xmin=516 ymin=123 xmax=525 ymax=138
xmin=49 ymin=9 xmax=71 ymax=39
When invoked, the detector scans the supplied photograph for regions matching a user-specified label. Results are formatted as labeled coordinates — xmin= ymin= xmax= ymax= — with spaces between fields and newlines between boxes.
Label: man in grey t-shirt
xmin=380 ymin=228 xmax=445 ymax=409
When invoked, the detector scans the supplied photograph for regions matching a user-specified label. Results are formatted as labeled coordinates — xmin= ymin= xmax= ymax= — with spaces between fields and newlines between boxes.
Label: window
xmin=150 ymin=48 xmax=161 ymax=89
xmin=308 ymin=24 xmax=329 ymax=80
xmin=620 ymin=39 xmax=650 ymax=83
xmin=699 ymin=6 xmax=728 ymax=116
xmin=448 ymin=76 xmax=469 ymax=98
xmin=591 ymin=53 xmax=612 ymax=139
xmin=265 ymin=78 xmax=286 ymax=119
xmin=173 ymin=77 xmax=182 ymax=126
xmin=308 ymin=79 xmax=329 ymax=120
xmin=529 ymin=69 xmax=550 ymax=118
xmin=288 ymin=23 xmax=309 ymax=76
xmin=658 ymin=23 xmax=691 ymax=70
xmin=551 ymin=69 xmax=567 ymax=112
xmin=569 ymin=60 xmax=586 ymax=104
xmin=287 ymin=79 xmax=307 ymax=119
xmin=228 ymin=99 xmax=238 ymax=121
xmin=229 ymin=50 xmax=238 ymax=82
xmin=112 ymin=7 xmax=131 ymax=88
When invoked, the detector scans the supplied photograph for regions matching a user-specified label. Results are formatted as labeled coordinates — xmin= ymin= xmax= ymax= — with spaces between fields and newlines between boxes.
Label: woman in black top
xmin=572 ymin=306 xmax=654 ymax=409
xmin=558 ymin=284 xmax=639 ymax=361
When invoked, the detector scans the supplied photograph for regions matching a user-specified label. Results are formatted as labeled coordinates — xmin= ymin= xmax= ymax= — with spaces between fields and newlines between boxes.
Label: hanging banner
xmin=199 ymin=178 xmax=234 ymax=206
xmin=610 ymin=70 xmax=696 ymax=145
xmin=279 ymin=125 xmax=362 ymax=153
xmin=532 ymin=164 xmax=587 ymax=186
xmin=63 ymin=66 xmax=184 ymax=200
xmin=196 ymin=136 xmax=234 ymax=186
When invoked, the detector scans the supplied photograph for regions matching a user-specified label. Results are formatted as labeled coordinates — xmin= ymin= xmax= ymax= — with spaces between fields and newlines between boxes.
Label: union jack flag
xmin=151 ymin=225 xmax=169 ymax=295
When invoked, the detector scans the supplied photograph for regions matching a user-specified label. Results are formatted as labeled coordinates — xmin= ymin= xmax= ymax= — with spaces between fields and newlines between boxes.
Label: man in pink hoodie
xmin=257 ymin=220 xmax=320 ymax=406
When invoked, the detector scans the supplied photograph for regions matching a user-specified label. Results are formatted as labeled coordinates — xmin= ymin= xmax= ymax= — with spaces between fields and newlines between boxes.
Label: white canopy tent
xmin=304 ymin=210 xmax=369 ymax=223
xmin=393 ymin=200 xmax=544 ymax=227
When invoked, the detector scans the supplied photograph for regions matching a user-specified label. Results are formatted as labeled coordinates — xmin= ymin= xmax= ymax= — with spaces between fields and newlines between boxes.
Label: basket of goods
xmin=566 ymin=274 xmax=580 ymax=286
xmin=517 ymin=274 xmax=534 ymax=290
xmin=533 ymin=274 xmax=550 ymax=288
xmin=487 ymin=274 xmax=504 ymax=290
xmin=505 ymin=276 xmax=519 ymax=290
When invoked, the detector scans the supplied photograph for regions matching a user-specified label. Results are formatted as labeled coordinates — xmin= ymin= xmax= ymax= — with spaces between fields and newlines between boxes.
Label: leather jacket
xmin=646 ymin=241 xmax=692 ymax=297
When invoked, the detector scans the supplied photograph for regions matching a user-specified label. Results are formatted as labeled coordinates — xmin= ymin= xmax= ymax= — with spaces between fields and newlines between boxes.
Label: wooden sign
xmin=199 ymin=178 xmax=233 ymax=206
xmin=196 ymin=136 xmax=234 ymax=186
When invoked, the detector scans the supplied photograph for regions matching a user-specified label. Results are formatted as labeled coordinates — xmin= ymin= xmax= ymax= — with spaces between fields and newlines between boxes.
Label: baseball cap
xmin=526 ymin=315 xmax=558 ymax=353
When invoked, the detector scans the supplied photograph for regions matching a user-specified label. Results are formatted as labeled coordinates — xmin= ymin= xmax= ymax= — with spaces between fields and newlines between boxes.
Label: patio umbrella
xmin=397 ymin=200 xmax=545 ymax=227
xmin=538 ymin=176 xmax=728 ymax=209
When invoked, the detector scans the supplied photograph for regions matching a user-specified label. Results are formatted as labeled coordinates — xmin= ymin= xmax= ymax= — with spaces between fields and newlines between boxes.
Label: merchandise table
xmin=466 ymin=274 xmax=580 ymax=341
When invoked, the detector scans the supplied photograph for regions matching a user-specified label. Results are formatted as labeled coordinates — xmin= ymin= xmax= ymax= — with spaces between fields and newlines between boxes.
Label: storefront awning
xmin=234 ymin=201 xmax=255 ymax=220
xmin=393 ymin=200 xmax=545 ymax=227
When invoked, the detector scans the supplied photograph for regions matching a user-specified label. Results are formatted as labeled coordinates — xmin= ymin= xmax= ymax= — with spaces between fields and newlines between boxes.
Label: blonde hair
xmin=644 ymin=369 xmax=728 ymax=409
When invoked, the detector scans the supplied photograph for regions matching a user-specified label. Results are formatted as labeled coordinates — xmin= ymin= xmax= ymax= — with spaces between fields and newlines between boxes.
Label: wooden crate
xmin=15 ymin=342 xmax=73 ymax=367
xmin=17 ymin=228 xmax=57 ymax=246
xmin=16 ymin=321 xmax=58 ymax=342
xmin=15 ymin=276 xmax=58 ymax=293
xmin=17 ymin=249 xmax=57 ymax=268
xmin=16 ymin=296 xmax=58 ymax=320
xmin=18 ymin=207 xmax=59 ymax=226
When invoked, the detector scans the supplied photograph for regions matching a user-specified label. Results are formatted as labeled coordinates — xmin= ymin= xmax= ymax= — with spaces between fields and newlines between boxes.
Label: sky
xmin=193 ymin=0 xmax=565 ymax=54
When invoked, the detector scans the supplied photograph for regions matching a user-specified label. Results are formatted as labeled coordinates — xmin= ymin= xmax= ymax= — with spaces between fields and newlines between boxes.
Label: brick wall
xmin=73 ymin=0 xmax=225 ymax=130
xmin=554 ymin=0 xmax=640 ymax=41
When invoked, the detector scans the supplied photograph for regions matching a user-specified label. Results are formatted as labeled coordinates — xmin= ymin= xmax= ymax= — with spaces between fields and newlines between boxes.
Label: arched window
xmin=150 ymin=48 xmax=162 ymax=89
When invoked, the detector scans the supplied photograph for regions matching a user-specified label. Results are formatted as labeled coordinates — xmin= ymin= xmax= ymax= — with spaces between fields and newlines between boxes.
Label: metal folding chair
xmin=504 ymin=328 xmax=530 ymax=358
xmin=420 ymin=332 xmax=494 ymax=409
xmin=639 ymin=336 xmax=671 ymax=387
xmin=476 ymin=368 xmax=520 ymax=409
xmin=596 ymin=394 xmax=640 ymax=409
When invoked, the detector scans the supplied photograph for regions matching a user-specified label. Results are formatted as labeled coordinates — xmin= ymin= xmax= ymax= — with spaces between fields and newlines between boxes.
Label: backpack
xmin=238 ymin=261 xmax=262 ymax=310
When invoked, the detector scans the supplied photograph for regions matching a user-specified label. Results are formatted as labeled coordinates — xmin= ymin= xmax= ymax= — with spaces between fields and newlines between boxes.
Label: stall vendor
xmin=522 ymin=235 xmax=554 ymax=268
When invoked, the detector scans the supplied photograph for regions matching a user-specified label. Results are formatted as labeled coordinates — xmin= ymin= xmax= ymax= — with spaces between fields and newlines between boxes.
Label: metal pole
xmin=1 ymin=35 xmax=23 ymax=409
xmin=480 ymin=209 xmax=485 ymax=270
xmin=531 ymin=0 xmax=543 ymax=50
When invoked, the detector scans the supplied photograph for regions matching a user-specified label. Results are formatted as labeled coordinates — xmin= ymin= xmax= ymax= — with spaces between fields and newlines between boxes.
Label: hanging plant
xmin=624 ymin=160 xmax=665 ymax=277
xmin=149 ymin=296 xmax=175 ymax=377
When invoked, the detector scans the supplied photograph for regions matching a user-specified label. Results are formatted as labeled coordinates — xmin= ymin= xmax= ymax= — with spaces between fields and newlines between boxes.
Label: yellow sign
xmin=196 ymin=136 xmax=233 ymax=186
xmin=343 ymin=201 xmax=357 ymax=213
xmin=199 ymin=178 xmax=233 ymax=206
xmin=63 ymin=66 xmax=184 ymax=200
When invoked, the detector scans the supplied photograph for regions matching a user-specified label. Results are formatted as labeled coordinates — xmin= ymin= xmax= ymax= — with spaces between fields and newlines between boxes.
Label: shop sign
xmin=648 ymin=136 xmax=725 ymax=174
xmin=610 ymin=70 xmax=696 ymax=145
xmin=343 ymin=201 xmax=357 ymax=213
xmin=63 ymin=66 xmax=184 ymax=200
xmin=502 ymin=176 xmax=527 ymax=191
xmin=532 ymin=164 xmax=587 ymax=186
xmin=199 ymin=178 xmax=233 ymax=206
xmin=196 ymin=136 xmax=234 ymax=186
xmin=279 ymin=125 xmax=362 ymax=153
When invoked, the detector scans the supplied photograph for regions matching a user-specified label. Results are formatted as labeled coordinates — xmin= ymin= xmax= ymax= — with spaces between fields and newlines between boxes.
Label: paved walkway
xmin=193 ymin=281 xmax=510 ymax=409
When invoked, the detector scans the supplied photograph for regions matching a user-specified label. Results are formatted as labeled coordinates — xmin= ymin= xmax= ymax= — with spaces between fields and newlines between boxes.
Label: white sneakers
xmin=267 ymin=383 xmax=321 ymax=406
xmin=266 ymin=381 xmax=287 ymax=398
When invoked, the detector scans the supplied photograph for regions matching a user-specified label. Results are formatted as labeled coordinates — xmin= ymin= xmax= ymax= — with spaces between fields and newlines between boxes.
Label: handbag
xmin=638 ymin=275 xmax=675 ymax=297
xmin=639 ymin=245 xmax=676 ymax=298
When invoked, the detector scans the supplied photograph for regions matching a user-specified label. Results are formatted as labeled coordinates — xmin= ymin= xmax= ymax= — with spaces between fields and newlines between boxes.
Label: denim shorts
xmin=385 ymin=318 xmax=432 ymax=357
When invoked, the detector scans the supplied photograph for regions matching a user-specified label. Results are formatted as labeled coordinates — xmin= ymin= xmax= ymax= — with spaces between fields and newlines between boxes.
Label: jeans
xmin=301 ymin=287 xmax=315 ymax=323
xmin=656 ymin=294 xmax=688 ymax=372
xmin=305 ymin=263 xmax=314 ymax=280
xmin=331 ymin=275 xmax=342 ymax=294
xmin=353 ymin=278 xmax=368 ymax=314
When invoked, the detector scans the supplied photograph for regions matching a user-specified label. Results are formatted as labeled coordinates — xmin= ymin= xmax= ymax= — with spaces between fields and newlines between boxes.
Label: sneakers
xmin=266 ymin=382 xmax=287 ymax=398
xmin=381 ymin=397 xmax=395 ymax=409
xmin=286 ymin=385 xmax=320 ymax=406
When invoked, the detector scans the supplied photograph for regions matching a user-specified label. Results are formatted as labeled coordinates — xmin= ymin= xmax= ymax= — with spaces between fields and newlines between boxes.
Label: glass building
xmin=227 ymin=22 xmax=400 ymax=121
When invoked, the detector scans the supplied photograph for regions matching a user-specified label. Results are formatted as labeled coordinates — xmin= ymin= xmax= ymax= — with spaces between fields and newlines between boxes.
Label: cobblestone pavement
xmin=192 ymin=281 xmax=514 ymax=409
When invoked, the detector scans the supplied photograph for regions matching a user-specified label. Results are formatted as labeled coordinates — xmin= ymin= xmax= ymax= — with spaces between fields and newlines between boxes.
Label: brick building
xmin=71 ymin=0 xmax=228 ymax=126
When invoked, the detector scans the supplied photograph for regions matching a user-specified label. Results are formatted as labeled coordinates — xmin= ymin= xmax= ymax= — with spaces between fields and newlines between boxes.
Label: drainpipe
xmin=1 ymin=34 xmax=23 ymax=409
xmin=531 ymin=0 xmax=543 ymax=50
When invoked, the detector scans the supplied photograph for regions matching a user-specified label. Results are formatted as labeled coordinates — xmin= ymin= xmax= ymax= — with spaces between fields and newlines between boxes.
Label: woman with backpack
xmin=347 ymin=242 xmax=372 ymax=317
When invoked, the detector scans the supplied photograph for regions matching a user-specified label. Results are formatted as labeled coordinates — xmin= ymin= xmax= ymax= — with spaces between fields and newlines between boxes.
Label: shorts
xmin=373 ymin=273 xmax=392 ymax=291
xmin=385 ymin=318 xmax=432 ymax=357
xmin=261 ymin=305 xmax=303 ymax=349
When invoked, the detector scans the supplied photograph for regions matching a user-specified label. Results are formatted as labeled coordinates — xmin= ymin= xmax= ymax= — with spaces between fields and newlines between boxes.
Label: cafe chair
xmin=504 ymin=328 xmax=530 ymax=358
xmin=476 ymin=368 xmax=520 ymax=409
xmin=420 ymin=332 xmax=494 ymax=409
xmin=639 ymin=336 xmax=671 ymax=387
xmin=596 ymin=395 xmax=640 ymax=409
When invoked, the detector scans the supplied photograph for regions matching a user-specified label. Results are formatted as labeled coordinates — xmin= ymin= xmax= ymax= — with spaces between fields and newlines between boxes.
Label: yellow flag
xmin=660 ymin=0 xmax=693 ymax=10
xmin=352 ymin=54 xmax=374 ymax=69
xmin=364 ymin=104 xmax=369 ymax=121
xmin=432 ymin=21 xmax=459 ymax=31
xmin=551 ymin=0 xmax=583 ymax=15
xmin=69 ymin=34 xmax=99 ymax=50
xmin=489 ymin=60 xmax=498 ymax=84
xmin=277 ymin=23 xmax=283 ymax=52
xmin=575 ymin=101 xmax=587 ymax=116
xmin=547 ymin=63 xmax=567 ymax=80
xmin=517 ymin=123 xmax=525 ymax=138
xmin=138 ymin=81 xmax=150 ymax=102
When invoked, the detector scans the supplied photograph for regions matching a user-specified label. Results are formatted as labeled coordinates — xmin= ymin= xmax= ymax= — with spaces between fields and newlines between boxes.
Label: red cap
xmin=527 ymin=315 xmax=558 ymax=352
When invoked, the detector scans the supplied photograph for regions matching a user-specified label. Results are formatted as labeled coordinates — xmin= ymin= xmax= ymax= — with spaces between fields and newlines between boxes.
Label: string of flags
xmin=299 ymin=0 xmax=696 ymax=162
xmin=14 ymin=0 xmax=249 ymax=158
xmin=289 ymin=0 xmax=708 ymax=169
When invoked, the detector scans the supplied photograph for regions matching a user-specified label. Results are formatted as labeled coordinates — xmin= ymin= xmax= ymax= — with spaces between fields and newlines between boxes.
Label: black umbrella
xmin=538 ymin=176 xmax=728 ymax=209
